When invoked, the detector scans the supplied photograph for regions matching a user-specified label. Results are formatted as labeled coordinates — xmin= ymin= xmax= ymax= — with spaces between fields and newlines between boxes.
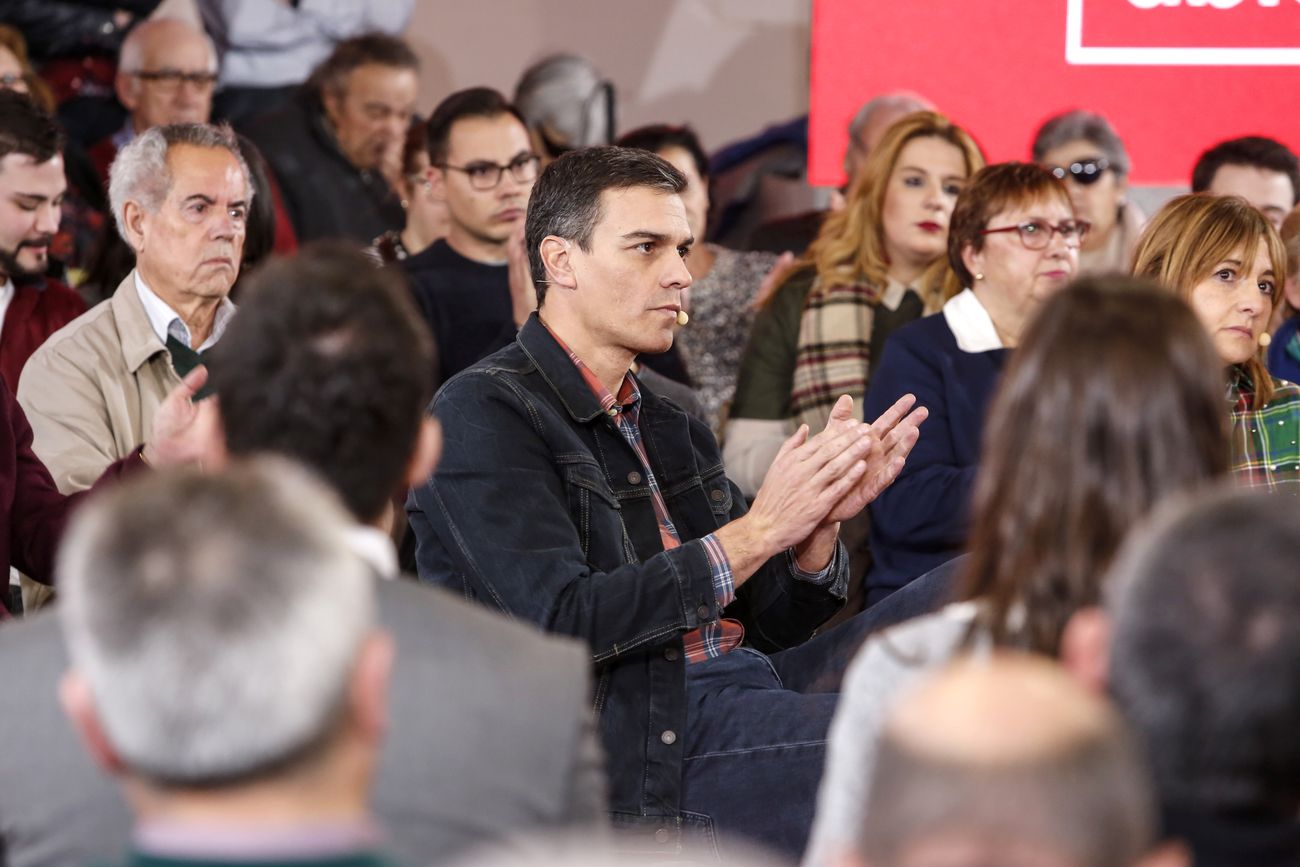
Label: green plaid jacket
xmin=1228 ymin=366 xmax=1300 ymax=495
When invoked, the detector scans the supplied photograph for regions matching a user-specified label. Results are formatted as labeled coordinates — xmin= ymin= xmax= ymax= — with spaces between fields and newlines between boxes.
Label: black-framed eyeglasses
xmin=980 ymin=219 xmax=1091 ymax=250
xmin=131 ymin=69 xmax=219 ymax=92
xmin=440 ymin=153 xmax=540 ymax=191
xmin=1049 ymin=157 xmax=1110 ymax=186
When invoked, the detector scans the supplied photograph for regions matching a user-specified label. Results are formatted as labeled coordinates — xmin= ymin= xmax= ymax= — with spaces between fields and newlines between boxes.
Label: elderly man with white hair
xmin=58 ymin=460 xmax=403 ymax=867
xmin=88 ymin=18 xmax=220 ymax=183
xmin=18 ymin=122 xmax=249 ymax=492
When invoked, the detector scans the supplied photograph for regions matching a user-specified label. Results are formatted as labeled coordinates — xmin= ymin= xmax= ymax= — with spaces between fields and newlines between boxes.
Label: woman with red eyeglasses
xmin=1033 ymin=109 xmax=1145 ymax=275
xmin=860 ymin=162 xmax=1086 ymax=604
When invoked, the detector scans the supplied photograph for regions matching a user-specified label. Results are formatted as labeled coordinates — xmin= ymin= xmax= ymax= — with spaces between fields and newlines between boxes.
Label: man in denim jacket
xmin=409 ymin=146 xmax=926 ymax=858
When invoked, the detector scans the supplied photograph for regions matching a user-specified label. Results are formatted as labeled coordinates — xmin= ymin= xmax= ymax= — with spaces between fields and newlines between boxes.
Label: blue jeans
xmin=679 ymin=559 xmax=962 ymax=859
xmin=681 ymin=648 xmax=838 ymax=859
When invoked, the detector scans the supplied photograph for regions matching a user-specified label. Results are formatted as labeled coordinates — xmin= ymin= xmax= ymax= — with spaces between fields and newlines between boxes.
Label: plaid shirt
xmin=1227 ymin=366 xmax=1300 ymax=496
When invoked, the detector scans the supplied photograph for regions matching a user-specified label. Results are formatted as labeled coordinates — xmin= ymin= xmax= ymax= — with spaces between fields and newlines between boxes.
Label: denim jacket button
xmin=710 ymin=488 xmax=725 ymax=502
xmin=664 ymin=647 xmax=680 ymax=661
xmin=661 ymin=729 xmax=677 ymax=745
xmin=696 ymin=604 xmax=711 ymax=620
xmin=627 ymin=471 xmax=642 ymax=485
xmin=654 ymin=828 xmax=671 ymax=844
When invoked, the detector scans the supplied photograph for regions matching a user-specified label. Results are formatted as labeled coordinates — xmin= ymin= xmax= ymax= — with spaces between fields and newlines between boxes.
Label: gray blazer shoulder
xmin=0 ymin=580 xmax=605 ymax=867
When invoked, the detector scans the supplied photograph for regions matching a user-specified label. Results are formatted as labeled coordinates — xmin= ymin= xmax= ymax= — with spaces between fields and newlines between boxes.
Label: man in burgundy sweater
xmin=0 ymin=91 xmax=87 ymax=390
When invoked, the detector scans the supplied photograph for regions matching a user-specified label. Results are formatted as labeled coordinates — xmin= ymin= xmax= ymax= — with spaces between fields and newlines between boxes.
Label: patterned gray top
xmin=676 ymin=245 xmax=778 ymax=431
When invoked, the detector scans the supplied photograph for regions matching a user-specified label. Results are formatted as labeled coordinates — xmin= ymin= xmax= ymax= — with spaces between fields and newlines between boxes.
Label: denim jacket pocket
xmin=560 ymin=458 xmax=624 ymax=564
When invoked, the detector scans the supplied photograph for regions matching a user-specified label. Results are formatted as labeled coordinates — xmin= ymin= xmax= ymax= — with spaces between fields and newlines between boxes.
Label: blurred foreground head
xmin=57 ymin=461 xmax=390 ymax=803
xmin=857 ymin=654 xmax=1169 ymax=867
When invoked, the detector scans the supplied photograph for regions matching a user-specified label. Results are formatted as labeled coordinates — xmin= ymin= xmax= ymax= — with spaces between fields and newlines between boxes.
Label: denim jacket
xmin=409 ymin=315 xmax=848 ymax=840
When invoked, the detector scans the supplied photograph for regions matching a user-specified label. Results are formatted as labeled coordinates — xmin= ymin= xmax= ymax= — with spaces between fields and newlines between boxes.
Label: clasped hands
xmin=745 ymin=393 xmax=927 ymax=567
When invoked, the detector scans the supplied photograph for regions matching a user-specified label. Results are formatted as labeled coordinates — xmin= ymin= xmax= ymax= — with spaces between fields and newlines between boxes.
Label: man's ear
xmin=349 ymin=631 xmax=395 ymax=746
xmin=428 ymin=166 xmax=450 ymax=204
xmin=121 ymin=200 xmax=149 ymax=254
xmin=539 ymin=236 xmax=577 ymax=292
xmin=403 ymin=417 xmax=442 ymax=487
xmin=1060 ymin=606 xmax=1111 ymax=695
xmin=114 ymin=71 xmax=139 ymax=112
xmin=59 ymin=670 xmax=127 ymax=776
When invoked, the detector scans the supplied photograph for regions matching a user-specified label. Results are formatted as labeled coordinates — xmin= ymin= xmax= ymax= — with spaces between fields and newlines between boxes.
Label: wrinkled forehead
xmin=137 ymin=27 xmax=216 ymax=72
xmin=163 ymin=145 xmax=248 ymax=201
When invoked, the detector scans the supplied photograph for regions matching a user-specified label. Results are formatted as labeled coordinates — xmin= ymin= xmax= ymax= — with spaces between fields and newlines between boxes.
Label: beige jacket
xmin=17 ymin=271 xmax=180 ymax=493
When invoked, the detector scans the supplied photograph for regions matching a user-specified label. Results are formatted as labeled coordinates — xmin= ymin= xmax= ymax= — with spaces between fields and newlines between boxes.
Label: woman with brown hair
xmin=723 ymin=111 xmax=984 ymax=496
xmin=803 ymin=277 xmax=1230 ymax=867
xmin=862 ymin=162 xmax=1085 ymax=604
xmin=1133 ymin=193 xmax=1300 ymax=493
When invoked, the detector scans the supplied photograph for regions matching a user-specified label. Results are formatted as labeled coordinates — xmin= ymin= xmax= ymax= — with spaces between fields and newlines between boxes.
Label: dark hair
xmin=525 ymin=145 xmax=686 ymax=306
xmin=960 ymin=276 xmax=1230 ymax=655
xmin=1191 ymin=135 xmax=1300 ymax=205
xmin=1107 ymin=488 xmax=1300 ymax=816
xmin=401 ymin=117 xmax=427 ymax=177
xmin=616 ymin=124 xmax=709 ymax=181
xmin=424 ymin=87 xmax=526 ymax=166
xmin=208 ymin=244 xmax=435 ymax=524
xmin=305 ymin=32 xmax=419 ymax=102
xmin=947 ymin=162 xmax=1072 ymax=287
xmin=1032 ymin=109 xmax=1131 ymax=177
xmin=234 ymin=134 xmax=276 ymax=281
xmin=0 ymin=89 xmax=62 ymax=167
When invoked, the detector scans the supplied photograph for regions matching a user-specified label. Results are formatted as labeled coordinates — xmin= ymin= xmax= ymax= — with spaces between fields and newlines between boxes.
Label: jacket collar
xmin=111 ymin=269 xmax=169 ymax=374
xmin=516 ymin=314 xmax=618 ymax=424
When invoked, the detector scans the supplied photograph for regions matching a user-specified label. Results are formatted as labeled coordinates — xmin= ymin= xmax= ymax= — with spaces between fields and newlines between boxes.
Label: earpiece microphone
xmin=676 ymin=310 xmax=690 ymax=327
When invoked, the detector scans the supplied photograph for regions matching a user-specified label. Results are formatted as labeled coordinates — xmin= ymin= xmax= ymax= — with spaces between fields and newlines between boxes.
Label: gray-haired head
xmin=1032 ymin=110 xmax=1132 ymax=178
xmin=118 ymin=17 xmax=217 ymax=77
xmin=107 ymin=122 xmax=252 ymax=247
xmin=513 ymin=54 xmax=612 ymax=157
xmin=860 ymin=654 xmax=1157 ymax=867
xmin=1105 ymin=486 xmax=1300 ymax=818
xmin=844 ymin=91 xmax=934 ymax=178
xmin=57 ymin=459 xmax=376 ymax=786
xmin=524 ymin=145 xmax=685 ymax=307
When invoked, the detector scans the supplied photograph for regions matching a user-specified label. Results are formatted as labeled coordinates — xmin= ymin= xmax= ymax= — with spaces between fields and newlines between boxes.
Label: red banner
xmin=809 ymin=0 xmax=1300 ymax=186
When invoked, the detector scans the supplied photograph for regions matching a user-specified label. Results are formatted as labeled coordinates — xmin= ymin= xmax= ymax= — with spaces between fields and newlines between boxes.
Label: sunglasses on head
xmin=1049 ymin=156 xmax=1110 ymax=186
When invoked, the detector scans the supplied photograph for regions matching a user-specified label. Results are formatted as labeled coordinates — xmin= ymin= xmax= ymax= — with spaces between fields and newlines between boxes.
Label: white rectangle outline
xmin=1066 ymin=0 xmax=1300 ymax=65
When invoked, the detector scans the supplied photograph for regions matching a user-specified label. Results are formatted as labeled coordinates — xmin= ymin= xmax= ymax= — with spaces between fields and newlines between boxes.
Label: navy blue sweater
xmin=862 ymin=312 xmax=1008 ymax=603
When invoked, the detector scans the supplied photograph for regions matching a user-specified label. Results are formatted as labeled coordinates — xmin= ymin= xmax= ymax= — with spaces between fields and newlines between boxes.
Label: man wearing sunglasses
xmin=87 ymin=19 xmax=219 ymax=184
xmin=403 ymin=88 xmax=541 ymax=384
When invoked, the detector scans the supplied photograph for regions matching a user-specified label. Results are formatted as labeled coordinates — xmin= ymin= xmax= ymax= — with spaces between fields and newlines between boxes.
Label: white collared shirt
xmin=942 ymin=288 xmax=1003 ymax=353
xmin=344 ymin=524 xmax=399 ymax=581
xmin=0 ymin=278 xmax=14 ymax=341
xmin=134 ymin=271 xmax=236 ymax=351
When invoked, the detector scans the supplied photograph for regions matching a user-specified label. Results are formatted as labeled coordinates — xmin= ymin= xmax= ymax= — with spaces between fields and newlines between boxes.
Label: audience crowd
xmin=0 ymin=5 xmax=1297 ymax=867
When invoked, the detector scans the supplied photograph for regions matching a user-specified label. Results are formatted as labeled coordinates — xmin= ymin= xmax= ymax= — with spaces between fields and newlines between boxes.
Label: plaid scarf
xmin=790 ymin=279 xmax=907 ymax=431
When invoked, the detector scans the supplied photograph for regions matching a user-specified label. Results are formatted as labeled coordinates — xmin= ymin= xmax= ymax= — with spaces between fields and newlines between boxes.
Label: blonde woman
xmin=1133 ymin=193 xmax=1300 ymax=494
xmin=724 ymin=112 xmax=984 ymax=497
